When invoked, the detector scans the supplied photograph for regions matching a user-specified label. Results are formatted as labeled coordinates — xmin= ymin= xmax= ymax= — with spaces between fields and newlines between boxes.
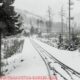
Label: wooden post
xmin=0 ymin=29 xmax=2 ymax=76
xmin=69 ymin=0 xmax=71 ymax=42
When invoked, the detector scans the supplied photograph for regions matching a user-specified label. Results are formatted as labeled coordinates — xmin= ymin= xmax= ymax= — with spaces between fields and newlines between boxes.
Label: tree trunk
xmin=0 ymin=30 xmax=2 ymax=76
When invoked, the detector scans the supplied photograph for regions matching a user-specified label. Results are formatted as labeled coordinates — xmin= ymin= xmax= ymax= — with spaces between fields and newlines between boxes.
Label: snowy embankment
xmin=33 ymin=37 xmax=80 ymax=73
xmin=2 ymin=53 xmax=24 ymax=75
xmin=2 ymin=37 xmax=25 ymax=75
xmin=7 ymin=37 xmax=48 ymax=76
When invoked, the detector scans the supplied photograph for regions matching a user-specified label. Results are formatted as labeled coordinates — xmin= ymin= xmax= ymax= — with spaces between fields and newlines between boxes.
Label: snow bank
xmin=33 ymin=38 xmax=80 ymax=73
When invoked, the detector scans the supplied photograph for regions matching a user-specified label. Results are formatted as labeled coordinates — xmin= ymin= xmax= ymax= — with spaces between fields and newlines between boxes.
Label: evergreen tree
xmin=68 ymin=33 xmax=80 ymax=51
xmin=0 ymin=0 xmax=22 ymax=36
xmin=0 ymin=0 xmax=23 ymax=76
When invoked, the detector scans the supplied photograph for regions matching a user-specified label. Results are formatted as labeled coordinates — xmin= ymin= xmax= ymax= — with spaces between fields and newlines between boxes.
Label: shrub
xmin=3 ymin=39 xmax=24 ymax=59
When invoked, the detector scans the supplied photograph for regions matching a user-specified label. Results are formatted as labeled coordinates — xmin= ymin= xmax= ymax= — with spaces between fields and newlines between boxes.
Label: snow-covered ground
xmin=3 ymin=36 xmax=80 ymax=80
xmin=33 ymin=37 xmax=80 ymax=73
xmin=7 ymin=37 xmax=48 ymax=76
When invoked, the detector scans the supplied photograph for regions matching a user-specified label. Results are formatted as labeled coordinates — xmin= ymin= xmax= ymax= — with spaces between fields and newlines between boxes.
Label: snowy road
xmin=8 ymin=37 xmax=48 ymax=76
xmin=7 ymin=37 xmax=80 ymax=80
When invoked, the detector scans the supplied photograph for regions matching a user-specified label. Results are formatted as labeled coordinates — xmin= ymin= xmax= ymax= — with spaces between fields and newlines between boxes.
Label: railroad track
xmin=30 ymin=38 xmax=80 ymax=80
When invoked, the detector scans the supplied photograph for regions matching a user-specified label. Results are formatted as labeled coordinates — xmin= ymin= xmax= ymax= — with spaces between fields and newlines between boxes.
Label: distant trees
xmin=68 ymin=33 xmax=80 ymax=51
xmin=0 ymin=0 xmax=23 ymax=76
xmin=46 ymin=21 xmax=51 ymax=33
xmin=30 ymin=26 xmax=34 ymax=35
xmin=30 ymin=26 xmax=41 ymax=37
xmin=57 ymin=33 xmax=80 ymax=51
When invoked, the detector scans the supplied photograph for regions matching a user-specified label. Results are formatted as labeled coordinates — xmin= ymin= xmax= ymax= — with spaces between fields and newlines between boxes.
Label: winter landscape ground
xmin=1 ymin=36 xmax=79 ymax=80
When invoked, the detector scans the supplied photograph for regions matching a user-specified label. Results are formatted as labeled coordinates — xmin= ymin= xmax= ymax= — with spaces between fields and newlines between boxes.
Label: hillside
xmin=15 ymin=9 xmax=79 ymax=34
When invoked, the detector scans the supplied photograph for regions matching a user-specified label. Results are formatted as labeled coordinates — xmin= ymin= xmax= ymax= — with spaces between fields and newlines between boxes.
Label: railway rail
xmin=30 ymin=38 xmax=80 ymax=80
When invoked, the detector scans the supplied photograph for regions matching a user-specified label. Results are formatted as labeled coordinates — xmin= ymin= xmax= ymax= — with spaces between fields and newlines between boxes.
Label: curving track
xmin=30 ymin=38 xmax=80 ymax=80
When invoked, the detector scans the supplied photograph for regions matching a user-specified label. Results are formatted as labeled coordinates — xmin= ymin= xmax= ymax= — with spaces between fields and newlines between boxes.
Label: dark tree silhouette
xmin=58 ymin=34 xmax=63 ymax=49
xmin=0 ymin=0 xmax=23 ymax=76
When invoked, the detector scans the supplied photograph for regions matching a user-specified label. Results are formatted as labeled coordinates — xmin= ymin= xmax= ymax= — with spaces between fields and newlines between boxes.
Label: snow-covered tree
xmin=68 ymin=33 xmax=80 ymax=51
xmin=0 ymin=0 xmax=23 ymax=76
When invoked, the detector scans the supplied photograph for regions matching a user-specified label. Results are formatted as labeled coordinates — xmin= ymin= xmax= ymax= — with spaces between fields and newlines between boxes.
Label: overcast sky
xmin=14 ymin=0 xmax=80 ymax=23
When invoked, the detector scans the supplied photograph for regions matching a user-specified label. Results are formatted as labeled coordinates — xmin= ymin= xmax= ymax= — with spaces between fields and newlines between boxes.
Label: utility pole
xmin=68 ymin=0 xmax=74 ymax=43
xmin=69 ymin=0 xmax=71 ymax=42
xmin=0 ymin=30 xmax=1 ymax=76
xmin=60 ymin=6 xmax=65 ymax=40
